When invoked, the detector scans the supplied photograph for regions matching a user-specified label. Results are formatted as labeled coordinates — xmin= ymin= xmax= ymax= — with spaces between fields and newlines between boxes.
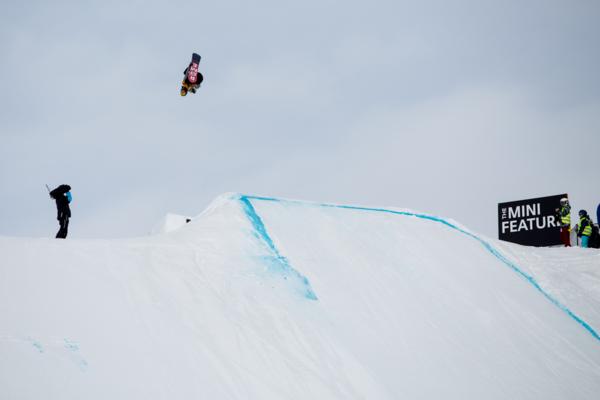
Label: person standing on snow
xmin=577 ymin=209 xmax=592 ymax=248
xmin=555 ymin=197 xmax=571 ymax=247
xmin=597 ymin=203 xmax=600 ymax=233
xmin=49 ymin=184 xmax=72 ymax=239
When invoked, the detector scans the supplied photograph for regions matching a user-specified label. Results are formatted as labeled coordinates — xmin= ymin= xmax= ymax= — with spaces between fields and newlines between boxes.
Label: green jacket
xmin=559 ymin=205 xmax=571 ymax=226
xmin=578 ymin=215 xmax=592 ymax=237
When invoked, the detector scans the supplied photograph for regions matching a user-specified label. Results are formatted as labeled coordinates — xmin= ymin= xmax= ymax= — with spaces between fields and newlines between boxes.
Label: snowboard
xmin=187 ymin=53 xmax=201 ymax=84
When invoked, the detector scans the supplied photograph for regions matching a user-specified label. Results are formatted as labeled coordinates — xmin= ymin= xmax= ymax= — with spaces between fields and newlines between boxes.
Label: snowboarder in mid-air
xmin=49 ymin=184 xmax=72 ymax=239
xmin=180 ymin=53 xmax=203 ymax=96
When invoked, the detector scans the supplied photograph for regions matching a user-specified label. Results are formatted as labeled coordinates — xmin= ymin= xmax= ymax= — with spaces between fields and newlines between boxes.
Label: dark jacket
xmin=50 ymin=184 xmax=71 ymax=220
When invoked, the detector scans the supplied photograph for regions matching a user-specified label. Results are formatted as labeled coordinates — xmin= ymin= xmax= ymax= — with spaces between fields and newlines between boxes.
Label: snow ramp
xmin=1 ymin=193 xmax=600 ymax=400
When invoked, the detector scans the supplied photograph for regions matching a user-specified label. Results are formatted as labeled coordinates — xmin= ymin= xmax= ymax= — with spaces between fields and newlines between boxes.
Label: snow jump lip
xmin=237 ymin=194 xmax=600 ymax=343
xmin=239 ymin=196 xmax=318 ymax=301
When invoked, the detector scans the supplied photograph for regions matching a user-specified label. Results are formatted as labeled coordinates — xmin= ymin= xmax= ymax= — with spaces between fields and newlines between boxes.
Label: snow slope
xmin=150 ymin=212 xmax=192 ymax=234
xmin=1 ymin=193 xmax=599 ymax=400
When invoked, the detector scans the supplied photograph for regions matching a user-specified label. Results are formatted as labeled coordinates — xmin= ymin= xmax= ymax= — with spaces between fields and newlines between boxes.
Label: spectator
xmin=49 ymin=184 xmax=72 ymax=239
xmin=597 ymin=203 xmax=600 ymax=232
xmin=577 ymin=209 xmax=592 ymax=248
xmin=555 ymin=197 xmax=571 ymax=247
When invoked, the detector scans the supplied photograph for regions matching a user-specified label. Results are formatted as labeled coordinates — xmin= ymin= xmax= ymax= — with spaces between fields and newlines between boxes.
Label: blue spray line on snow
xmin=242 ymin=195 xmax=600 ymax=342
xmin=239 ymin=196 xmax=318 ymax=300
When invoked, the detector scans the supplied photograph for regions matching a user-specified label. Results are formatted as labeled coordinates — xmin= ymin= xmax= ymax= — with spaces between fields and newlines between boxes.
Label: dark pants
xmin=56 ymin=216 xmax=69 ymax=239
xmin=560 ymin=226 xmax=571 ymax=247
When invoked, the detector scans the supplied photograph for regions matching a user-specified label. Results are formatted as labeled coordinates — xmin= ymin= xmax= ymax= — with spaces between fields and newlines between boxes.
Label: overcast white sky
xmin=1 ymin=0 xmax=599 ymax=239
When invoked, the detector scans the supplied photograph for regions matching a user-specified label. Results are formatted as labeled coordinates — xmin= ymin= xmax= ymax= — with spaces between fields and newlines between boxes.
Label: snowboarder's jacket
xmin=559 ymin=204 xmax=571 ymax=226
xmin=578 ymin=214 xmax=593 ymax=237
xmin=49 ymin=184 xmax=71 ymax=220
xmin=183 ymin=65 xmax=203 ymax=87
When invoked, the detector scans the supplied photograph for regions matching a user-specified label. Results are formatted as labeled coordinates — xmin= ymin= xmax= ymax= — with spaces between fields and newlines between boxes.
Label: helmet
xmin=560 ymin=197 xmax=568 ymax=205
xmin=180 ymin=88 xmax=188 ymax=96
xmin=579 ymin=209 xmax=588 ymax=216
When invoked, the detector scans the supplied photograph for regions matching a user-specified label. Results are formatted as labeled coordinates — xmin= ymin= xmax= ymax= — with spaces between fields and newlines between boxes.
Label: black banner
xmin=498 ymin=194 xmax=567 ymax=246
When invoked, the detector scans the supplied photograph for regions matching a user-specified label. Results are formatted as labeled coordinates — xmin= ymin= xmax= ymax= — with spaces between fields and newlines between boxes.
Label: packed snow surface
xmin=1 ymin=193 xmax=600 ymax=399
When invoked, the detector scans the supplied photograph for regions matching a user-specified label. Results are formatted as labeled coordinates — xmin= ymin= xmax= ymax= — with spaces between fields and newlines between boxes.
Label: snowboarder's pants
xmin=581 ymin=235 xmax=590 ymax=248
xmin=56 ymin=216 xmax=69 ymax=239
xmin=560 ymin=226 xmax=571 ymax=247
xmin=181 ymin=79 xmax=200 ymax=91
